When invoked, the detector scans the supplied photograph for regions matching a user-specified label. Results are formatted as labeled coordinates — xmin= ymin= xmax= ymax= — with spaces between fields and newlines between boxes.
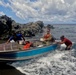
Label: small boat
xmin=0 ymin=42 xmax=57 ymax=62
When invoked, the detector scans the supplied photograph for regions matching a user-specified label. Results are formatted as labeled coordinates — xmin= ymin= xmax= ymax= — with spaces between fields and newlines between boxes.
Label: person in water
xmin=7 ymin=31 xmax=25 ymax=44
xmin=58 ymin=35 xmax=72 ymax=50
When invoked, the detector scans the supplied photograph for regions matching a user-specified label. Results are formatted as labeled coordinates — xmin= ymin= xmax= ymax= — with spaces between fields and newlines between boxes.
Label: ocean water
xmin=10 ymin=24 xmax=76 ymax=75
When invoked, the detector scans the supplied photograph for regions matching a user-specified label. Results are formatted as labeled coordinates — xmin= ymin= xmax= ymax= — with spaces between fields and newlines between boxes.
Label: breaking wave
xmin=9 ymin=24 xmax=76 ymax=75
xmin=10 ymin=47 xmax=76 ymax=75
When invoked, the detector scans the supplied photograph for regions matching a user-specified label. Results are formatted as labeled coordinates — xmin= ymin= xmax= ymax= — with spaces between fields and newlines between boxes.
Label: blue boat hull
xmin=0 ymin=44 xmax=57 ymax=62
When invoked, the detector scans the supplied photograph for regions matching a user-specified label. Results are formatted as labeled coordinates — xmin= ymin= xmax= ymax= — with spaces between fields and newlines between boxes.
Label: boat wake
xmin=9 ymin=46 xmax=76 ymax=75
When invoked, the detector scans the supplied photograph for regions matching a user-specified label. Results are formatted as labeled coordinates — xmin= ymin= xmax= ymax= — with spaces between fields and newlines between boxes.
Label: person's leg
xmin=65 ymin=47 xmax=70 ymax=50
xmin=65 ymin=44 xmax=72 ymax=50
xmin=65 ymin=47 xmax=67 ymax=50
xmin=68 ymin=44 xmax=72 ymax=50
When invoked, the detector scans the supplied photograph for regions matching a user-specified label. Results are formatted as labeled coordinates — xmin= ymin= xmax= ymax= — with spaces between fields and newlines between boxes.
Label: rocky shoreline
xmin=0 ymin=15 xmax=55 ymax=41
xmin=0 ymin=15 xmax=44 ymax=40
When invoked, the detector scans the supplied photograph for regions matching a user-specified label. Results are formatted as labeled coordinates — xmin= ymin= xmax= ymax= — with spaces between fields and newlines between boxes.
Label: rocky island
xmin=0 ymin=15 xmax=44 ymax=40
xmin=0 ymin=15 xmax=55 ymax=42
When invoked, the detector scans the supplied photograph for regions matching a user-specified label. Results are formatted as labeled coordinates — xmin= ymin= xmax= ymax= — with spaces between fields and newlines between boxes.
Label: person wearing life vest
xmin=40 ymin=30 xmax=54 ymax=45
xmin=43 ymin=30 xmax=52 ymax=41
xmin=59 ymin=35 xmax=72 ymax=50
xmin=23 ymin=41 xmax=33 ymax=50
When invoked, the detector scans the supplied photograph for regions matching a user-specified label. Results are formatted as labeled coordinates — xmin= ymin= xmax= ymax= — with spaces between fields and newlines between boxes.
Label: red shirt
xmin=62 ymin=38 xmax=72 ymax=46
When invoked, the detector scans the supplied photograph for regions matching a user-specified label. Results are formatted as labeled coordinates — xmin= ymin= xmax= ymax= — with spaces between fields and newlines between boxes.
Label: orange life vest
xmin=44 ymin=34 xmax=51 ymax=39
xmin=23 ymin=42 xmax=32 ymax=50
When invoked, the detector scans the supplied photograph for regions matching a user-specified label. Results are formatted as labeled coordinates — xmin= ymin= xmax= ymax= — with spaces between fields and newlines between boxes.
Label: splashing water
xmin=10 ymin=48 xmax=76 ymax=75
xmin=9 ymin=24 xmax=76 ymax=75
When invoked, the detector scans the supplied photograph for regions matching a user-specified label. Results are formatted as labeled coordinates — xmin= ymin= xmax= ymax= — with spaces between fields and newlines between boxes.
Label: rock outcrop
xmin=0 ymin=15 xmax=44 ymax=40
xmin=46 ymin=24 xmax=54 ymax=29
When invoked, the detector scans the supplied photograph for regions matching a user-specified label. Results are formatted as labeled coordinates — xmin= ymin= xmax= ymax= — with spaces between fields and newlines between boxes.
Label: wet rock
xmin=0 ymin=15 xmax=44 ymax=39
xmin=47 ymin=24 xmax=54 ymax=29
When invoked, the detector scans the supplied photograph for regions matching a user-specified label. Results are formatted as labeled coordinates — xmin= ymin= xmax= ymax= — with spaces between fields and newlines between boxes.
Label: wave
xmin=9 ymin=47 xmax=76 ymax=75
xmin=9 ymin=24 xmax=76 ymax=75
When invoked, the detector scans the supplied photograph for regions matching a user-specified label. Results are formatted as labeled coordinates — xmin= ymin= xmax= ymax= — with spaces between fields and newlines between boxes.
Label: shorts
xmin=65 ymin=47 xmax=70 ymax=50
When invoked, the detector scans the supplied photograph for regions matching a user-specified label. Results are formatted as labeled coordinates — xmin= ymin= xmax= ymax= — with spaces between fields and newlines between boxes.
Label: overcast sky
xmin=0 ymin=0 xmax=76 ymax=24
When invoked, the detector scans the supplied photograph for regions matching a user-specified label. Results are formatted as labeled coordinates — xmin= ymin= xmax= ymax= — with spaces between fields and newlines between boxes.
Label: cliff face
xmin=0 ymin=15 xmax=44 ymax=40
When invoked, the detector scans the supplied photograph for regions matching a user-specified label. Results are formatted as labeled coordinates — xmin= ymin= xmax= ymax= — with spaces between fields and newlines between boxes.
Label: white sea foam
xmin=10 ymin=24 xmax=76 ymax=75
xmin=10 ymin=48 xmax=76 ymax=75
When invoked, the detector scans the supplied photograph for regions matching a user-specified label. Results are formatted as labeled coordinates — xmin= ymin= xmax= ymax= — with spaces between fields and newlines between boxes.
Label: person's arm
xmin=58 ymin=39 xmax=66 ymax=44
xmin=6 ymin=36 xmax=13 ymax=43
xmin=6 ymin=39 xmax=10 ymax=43
xmin=59 ymin=41 xmax=64 ymax=44
xmin=22 ymin=34 xmax=25 ymax=41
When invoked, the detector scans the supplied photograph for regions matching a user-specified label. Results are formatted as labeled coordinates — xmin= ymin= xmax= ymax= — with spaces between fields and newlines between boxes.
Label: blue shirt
xmin=9 ymin=33 xmax=23 ymax=41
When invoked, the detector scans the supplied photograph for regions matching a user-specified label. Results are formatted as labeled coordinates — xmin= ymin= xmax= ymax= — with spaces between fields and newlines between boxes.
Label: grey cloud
xmin=0 ymin=11 xmax=5 ymax=16
xmin=1 ymin=0 xmax=76 ymax=23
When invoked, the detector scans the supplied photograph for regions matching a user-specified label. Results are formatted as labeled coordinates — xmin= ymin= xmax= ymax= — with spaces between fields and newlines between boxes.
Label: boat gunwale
xmin=0 ymin=43 xmax=57 ymax=53
xmin=0 ymin=44 xmax=57 ymax=62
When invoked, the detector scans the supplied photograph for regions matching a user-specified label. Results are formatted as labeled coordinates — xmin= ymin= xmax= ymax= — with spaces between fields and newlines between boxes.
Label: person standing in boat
xmin=43 ymin=30 xmax=52 ymax=41
xmin=6 ymin=31 xmax=25 ymax=44
xmin=40 ymin=28 xmax=55 ymax=45
xmin=58 ymin=35 xmax=72 ymax=50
